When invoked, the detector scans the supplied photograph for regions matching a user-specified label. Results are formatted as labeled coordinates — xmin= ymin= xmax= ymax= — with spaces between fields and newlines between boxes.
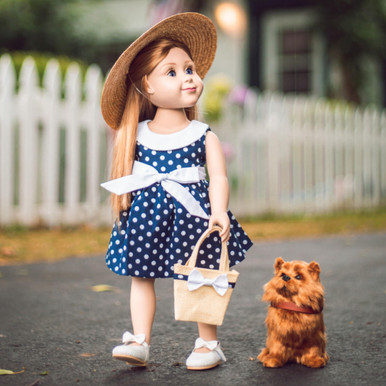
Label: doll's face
xmin=146 ymin=47 xmax=203 ymax=110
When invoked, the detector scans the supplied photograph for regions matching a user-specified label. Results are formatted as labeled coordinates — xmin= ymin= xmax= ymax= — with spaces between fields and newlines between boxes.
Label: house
xmin=70 ymin=0 xmax=385 ymax=107
xmin=246 ymin=0 xmax=386 ymax=106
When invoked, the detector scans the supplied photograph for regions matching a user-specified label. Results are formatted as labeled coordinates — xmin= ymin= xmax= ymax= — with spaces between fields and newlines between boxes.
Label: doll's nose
xmin=282 ymin=274 xmax=291 ymax=282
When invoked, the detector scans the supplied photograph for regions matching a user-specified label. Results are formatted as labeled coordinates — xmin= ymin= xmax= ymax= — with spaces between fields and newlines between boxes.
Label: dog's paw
xmin=301 ymin=355 xmax=327 ymax=368
xmin=257 ymin=348 xmax=269 ymax=363
xmin=260 ymin=355 xmax=285 ymax=368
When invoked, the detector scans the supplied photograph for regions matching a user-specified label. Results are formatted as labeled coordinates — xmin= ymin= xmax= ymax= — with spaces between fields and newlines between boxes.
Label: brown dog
xmin=258 ymin=257 xmax=328 ymax=368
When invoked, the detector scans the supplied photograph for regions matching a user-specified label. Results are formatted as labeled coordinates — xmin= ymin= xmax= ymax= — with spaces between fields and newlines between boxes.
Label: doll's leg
xmin=196 ymin=322 xmax=217 ymax=352
xmin=112 ymin=277 xmax=155 ymax=365
xmin=186 ymin=322 xmax=226 ymax=370
xmin=130 ymin=277 xmax=156 ymax=344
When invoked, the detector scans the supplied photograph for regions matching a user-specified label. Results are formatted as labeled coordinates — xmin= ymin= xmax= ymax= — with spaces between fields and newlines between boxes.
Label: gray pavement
xmin=1 ymin=232 xmax=385 ymax=386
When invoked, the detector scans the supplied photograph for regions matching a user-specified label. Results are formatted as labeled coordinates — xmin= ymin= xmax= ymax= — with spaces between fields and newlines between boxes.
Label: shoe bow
xmin=122 ymin=332 xmax=146 ymax=345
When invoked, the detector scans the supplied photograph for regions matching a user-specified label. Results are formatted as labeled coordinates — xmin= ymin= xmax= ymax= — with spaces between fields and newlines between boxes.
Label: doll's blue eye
xmin=186 ymin=67 xmax=193 ymax=75
xmin=167 ymin=70 xmax=176 ymax=77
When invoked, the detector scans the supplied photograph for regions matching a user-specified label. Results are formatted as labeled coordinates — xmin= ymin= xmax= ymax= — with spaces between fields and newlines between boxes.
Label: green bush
xmin=2 ymin=51 xmax=89 ymax=87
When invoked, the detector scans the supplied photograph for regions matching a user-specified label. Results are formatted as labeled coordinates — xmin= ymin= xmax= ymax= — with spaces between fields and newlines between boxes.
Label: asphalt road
xmin=1 ymin=232 xmax=385 ymax=386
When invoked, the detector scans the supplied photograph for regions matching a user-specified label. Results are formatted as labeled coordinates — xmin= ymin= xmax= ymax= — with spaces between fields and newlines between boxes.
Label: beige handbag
xmin=173 ymin=225 xmax=239 ymax=326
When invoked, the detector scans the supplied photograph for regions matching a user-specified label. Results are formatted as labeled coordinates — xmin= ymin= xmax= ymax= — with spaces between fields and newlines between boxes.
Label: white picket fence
xmin=0 ymin=54 xmax=112 ymax=226
xmin=0 ymin=55 xmax=385 ymax=226
xmin=219 ymin=90 xmax=386 ymax=216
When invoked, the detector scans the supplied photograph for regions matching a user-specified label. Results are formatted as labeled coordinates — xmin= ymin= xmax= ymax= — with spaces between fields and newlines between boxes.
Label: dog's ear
xmin=308 ymin=261 xmax=321 ymax=281
xmin=274 ymin=257 xmax=285 ymax=273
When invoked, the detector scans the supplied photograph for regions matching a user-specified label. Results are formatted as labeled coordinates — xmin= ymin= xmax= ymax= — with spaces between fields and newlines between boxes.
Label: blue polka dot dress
xmin=104 ymin=120 xmax=253 ymax=278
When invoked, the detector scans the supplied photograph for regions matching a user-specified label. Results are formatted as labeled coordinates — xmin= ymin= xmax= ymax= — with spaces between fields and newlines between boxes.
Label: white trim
xmin=261 ymin=8 xmax=324 ymax=96
xmin=137 ymin=120 xmax=209 ymax=150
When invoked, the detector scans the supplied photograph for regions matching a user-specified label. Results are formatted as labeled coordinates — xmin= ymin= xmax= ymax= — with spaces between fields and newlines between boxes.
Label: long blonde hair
xmin=110 ymin=39 xmax=199 ymax=217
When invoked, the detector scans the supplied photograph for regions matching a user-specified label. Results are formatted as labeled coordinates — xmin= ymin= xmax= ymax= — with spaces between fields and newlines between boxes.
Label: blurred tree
xmin=314 ymin=0 xmax=386 ymax=104
xmin=0 ymin=0 xmax=81 ymax=58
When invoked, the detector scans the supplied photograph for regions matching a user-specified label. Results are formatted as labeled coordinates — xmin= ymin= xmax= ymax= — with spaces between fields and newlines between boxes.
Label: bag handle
xmin=185 ymin=225 xmax=230 ymax=272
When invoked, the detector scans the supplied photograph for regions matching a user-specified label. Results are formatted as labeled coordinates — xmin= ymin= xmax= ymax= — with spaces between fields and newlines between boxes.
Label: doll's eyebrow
xmin=160 ymin=60 xmax=194 ymax=70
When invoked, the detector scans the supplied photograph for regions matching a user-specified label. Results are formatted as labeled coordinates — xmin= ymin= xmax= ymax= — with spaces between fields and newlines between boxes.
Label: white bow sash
xmin=187 ymin=268 xmax=229 ymax=296
xmin=101 ymin=161 xmax=209 ymax=219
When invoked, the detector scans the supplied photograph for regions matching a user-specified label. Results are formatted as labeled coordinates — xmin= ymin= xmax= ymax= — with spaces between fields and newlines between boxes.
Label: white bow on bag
xmin=187 ymin=268 xmax=229 ymax=296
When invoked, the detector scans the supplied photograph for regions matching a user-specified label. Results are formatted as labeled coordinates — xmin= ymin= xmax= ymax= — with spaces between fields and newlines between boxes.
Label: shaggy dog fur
xmin=258 ymin=257 xmax=329 ymax=368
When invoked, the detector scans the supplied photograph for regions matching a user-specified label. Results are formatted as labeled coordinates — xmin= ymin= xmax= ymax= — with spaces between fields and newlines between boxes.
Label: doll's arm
xmin=205 ymin=131 xmax=230 ymax=242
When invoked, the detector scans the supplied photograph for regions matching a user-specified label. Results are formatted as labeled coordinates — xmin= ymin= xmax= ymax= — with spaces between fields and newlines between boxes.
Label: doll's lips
xmin=182 ymin=87 xmax=197 ymax=92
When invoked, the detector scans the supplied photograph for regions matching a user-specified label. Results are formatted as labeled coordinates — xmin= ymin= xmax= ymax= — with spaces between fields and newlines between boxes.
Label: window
xmin=262 ymin=10 xmax=324 ymax=96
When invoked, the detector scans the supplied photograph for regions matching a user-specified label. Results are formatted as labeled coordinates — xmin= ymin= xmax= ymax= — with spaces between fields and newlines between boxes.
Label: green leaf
xmin=0 ymin=368 xmax=24 ymax=375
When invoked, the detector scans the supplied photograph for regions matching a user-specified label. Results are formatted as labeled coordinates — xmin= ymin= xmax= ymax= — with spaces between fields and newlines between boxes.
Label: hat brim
xmin=101 ymin=12 xmax=217 ymax=130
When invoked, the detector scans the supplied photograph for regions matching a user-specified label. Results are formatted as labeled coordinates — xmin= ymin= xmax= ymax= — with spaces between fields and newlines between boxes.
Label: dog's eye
xmin=295 ymin=274 xmax=302 ymax=280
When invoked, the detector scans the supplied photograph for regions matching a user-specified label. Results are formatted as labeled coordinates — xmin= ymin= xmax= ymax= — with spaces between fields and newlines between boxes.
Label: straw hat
xmin=101 ymin=12 xmax=217 ymax=130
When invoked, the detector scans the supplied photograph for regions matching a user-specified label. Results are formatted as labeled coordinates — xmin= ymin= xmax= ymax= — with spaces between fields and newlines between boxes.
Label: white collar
xmin=137 ymin=120 xmax=209 ymax=150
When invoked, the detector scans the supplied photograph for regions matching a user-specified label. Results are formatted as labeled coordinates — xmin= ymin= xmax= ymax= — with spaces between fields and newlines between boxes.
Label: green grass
xmin=1 ymin=209 xmax=385 ymax=265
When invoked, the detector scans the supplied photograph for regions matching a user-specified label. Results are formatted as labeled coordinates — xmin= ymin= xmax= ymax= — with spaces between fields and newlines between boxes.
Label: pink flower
xmin=228 ymin=85 xmax=249 ymax=106
xmin=221 ymin=142 xmax=236 ymax=160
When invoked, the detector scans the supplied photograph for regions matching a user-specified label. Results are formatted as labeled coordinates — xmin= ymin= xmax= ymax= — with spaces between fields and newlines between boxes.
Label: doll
xmin=100 ymin=13 xmax=253 ymax=370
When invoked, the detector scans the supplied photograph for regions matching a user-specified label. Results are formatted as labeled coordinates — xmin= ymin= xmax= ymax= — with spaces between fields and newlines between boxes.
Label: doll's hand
xmin=209 ymin=211 xmax=230 ymax=242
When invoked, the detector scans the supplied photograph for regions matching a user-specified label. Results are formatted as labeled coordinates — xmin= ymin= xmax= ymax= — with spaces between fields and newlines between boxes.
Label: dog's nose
xmin=282 ymin=274 xmax=291 ymax=282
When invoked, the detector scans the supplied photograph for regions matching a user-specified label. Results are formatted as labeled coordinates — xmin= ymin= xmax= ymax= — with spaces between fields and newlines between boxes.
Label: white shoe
xmin=112 ymin=332 xmax=149 ymax=366
xmin=186 ymin=338 xmax=227 ymax=370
